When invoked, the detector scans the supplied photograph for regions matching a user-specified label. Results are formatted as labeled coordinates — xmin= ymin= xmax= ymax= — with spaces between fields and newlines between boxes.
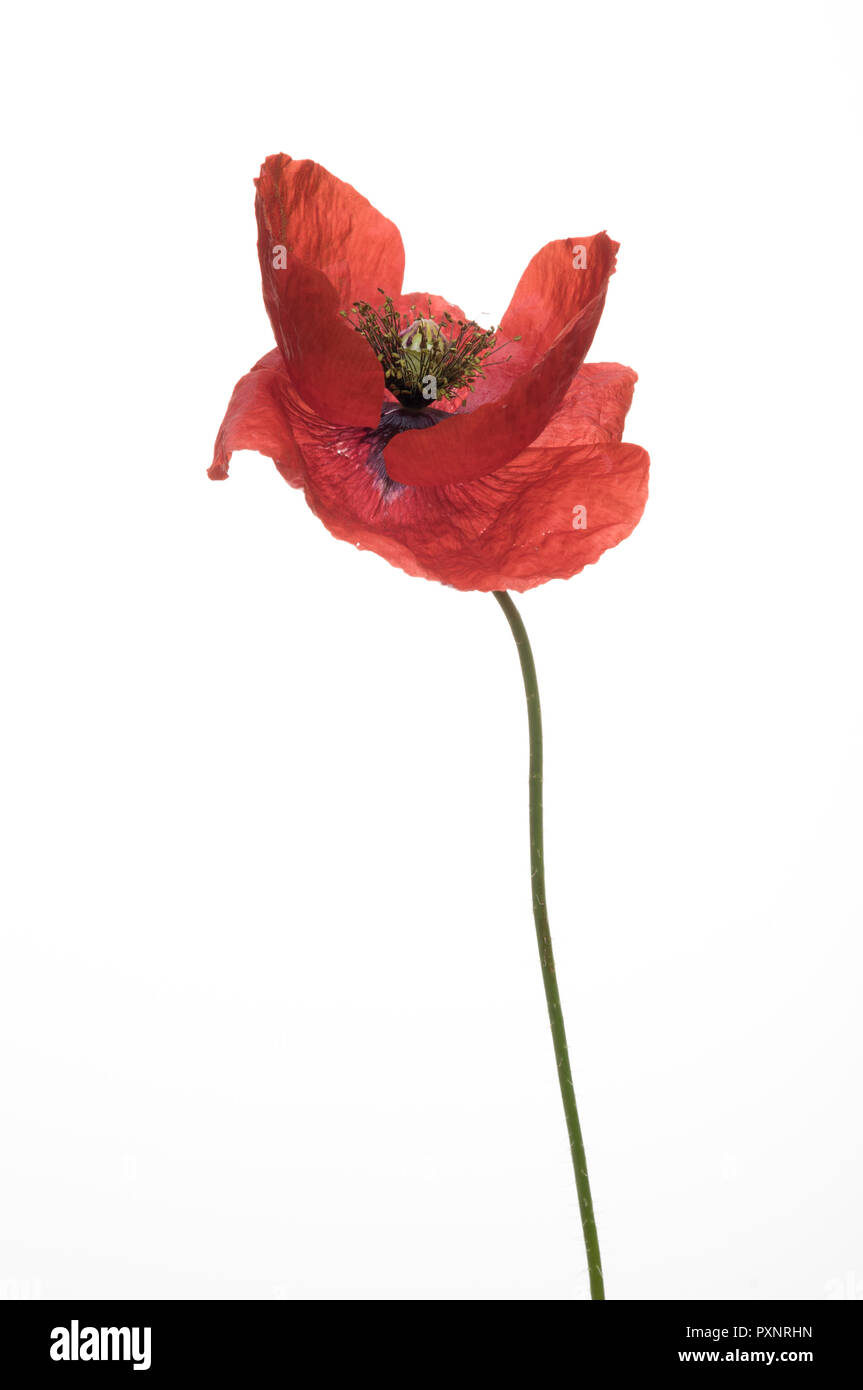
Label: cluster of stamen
xmin=342 ymin=293 xmax=518 ymax=409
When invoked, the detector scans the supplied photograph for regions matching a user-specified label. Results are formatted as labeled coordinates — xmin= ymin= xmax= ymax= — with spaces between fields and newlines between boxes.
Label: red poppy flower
xmin=209 ymin=154 xmax=649 ymax=592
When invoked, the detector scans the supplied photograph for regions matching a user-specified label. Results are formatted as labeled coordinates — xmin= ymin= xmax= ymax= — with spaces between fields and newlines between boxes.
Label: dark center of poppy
xmin=342 ymin=293 xmax=515 ymax=410
xmin=361 ymin=401 xmax=447 ymax=495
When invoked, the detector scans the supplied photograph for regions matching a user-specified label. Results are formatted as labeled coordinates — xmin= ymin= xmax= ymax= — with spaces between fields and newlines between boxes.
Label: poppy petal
xmin=383 ymin=286 xmax=613 ymax=487
xmin=394 ymin=291 xmax=467 ymax=324
xmin=532 ymin=362 xmax=638 ymax=447
xmin=258 ymin=154 xmax=405 ymax=305
xmin=442 ymin=234 xmax=622 ymax=414
xmin=255 ymin=155 xmax=404 ymax=428
xmin=500 ymin=233 xmax=619 ymax=357
xmin=440 ymin=441 xmax=649 ymax=591
xmin=294 ymin=422 xmax=649 ymax=592
xmin=209 ymin=349 xmax=305 ymax=487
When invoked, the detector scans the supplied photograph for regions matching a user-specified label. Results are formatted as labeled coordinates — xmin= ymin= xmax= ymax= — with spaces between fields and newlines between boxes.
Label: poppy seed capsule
xmin=399 ymin=317 xmax=446 ymax=355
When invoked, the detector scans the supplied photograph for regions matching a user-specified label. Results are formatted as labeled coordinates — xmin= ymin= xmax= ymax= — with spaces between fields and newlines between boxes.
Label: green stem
xmin=493 ymin=590 xmax=605 ymax=1300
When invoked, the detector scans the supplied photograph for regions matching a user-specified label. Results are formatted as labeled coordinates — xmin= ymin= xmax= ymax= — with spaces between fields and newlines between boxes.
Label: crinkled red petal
xmin=531 ymin=362 xmax=638 ymax=447
xmin=259 ymin=154 xmax=405 ymax=305
xmin=297 ymin=426 xmax=649 ymax=593
xmin=501 ymin=233 xmax=620 ymax=354
xmin=209 ymin=349 xmax=305 ymax=486
xmin=394 ymin=291 xmax=468 ymax=323
xmin=383 ymin=235 xmax=619 ymax=487
xmin=255 ymin=154 xmax=404 ymax=429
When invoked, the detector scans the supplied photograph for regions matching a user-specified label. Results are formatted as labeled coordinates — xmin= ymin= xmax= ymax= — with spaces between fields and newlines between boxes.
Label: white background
xmin=2 ymin=0 xmax=861 ymax=1301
